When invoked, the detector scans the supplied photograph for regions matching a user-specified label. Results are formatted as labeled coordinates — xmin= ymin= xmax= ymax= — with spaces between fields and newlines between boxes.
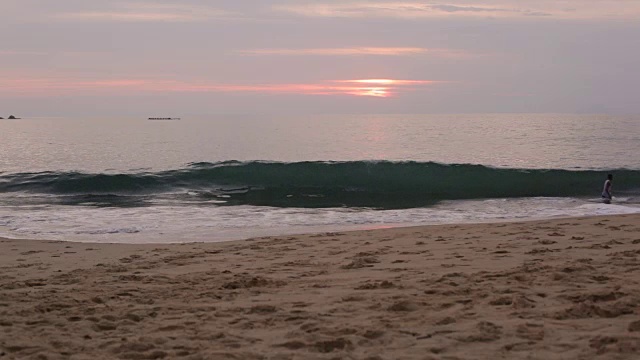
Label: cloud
xmin=523 ymin=10 xmax=553 ymax=17
xmin=238 ymin=47 xmax=450 ymax=56
xmin=429 ymin=5 xmax=505 ymax=13
xmin=0 ymin=50 xmax=47 ymax=56
xmin=237 ymin=47 xmax=473 ymax=59
xmin=0 ymin=76 xmax=440 ymax=98
xmin=274 ymin=2 xmax=519 ymax=19
xmin=334 ymin=79 xmax=436 ymax=85
xmin=55 ymin=2 xmax=235 ymax=22
xmin=275 ymin=1 xmax=640 ymax=20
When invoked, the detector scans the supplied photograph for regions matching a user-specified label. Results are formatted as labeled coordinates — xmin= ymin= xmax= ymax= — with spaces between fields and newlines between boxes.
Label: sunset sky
xmin=1 ymin=0 xmax=639 ymax=115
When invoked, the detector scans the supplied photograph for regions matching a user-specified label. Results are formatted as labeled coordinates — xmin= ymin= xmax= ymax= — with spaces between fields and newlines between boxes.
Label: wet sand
xmin=1 ymin=214 xmax=640 ymax=359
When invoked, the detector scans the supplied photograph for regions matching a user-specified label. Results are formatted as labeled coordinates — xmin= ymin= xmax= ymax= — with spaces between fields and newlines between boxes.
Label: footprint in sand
xmin=19 ymin=250 xmax=43 ymax=256
xmin=435 ymin=317 xmax=456 ymax=325
xmin=387 ymin=300 xmax=419 ymax=312
xmin=526 ymin=248 xmax=557 ymax=255
xmin=355 ymin=280 xmax=395 ymax=290
xmin=589 ymin=336 xmax=640 ymax=355
xmin=553 ymin=301 xmax=634 ymax=320
xmin=516 ymin=323 xmax=545 ymax=341
xmin=92 ymin=321 xmax=118 ymax=332
xmin=457 ymin=321 xmax=502 ymax=342
xmin=538 ymin=239 xmax=557 ymax=245
xmin=628 ymin=321 xmax=640 ymax=332
xmin=341 ymin=256 xmax=379 ymax=269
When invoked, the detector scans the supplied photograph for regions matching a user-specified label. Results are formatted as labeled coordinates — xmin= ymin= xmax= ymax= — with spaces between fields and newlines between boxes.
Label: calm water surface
xmin=2 ymin=114 xmax=640 ymax=173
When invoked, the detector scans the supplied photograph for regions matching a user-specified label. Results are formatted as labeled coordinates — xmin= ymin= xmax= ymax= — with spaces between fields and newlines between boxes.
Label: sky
xmin=1 ymin=0 xmax=640 ymax=116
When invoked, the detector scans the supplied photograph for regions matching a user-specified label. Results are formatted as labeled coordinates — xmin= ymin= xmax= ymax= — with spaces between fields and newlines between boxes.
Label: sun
xmin=357 ymin=87 xmax=390 ymax=97
xmin=330 ymin=79 xmax=433 ymax=97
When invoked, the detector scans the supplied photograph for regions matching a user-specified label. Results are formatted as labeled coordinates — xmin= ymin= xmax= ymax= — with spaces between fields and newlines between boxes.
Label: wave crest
xmin=1 ymin=161 xmax=637 ymax=208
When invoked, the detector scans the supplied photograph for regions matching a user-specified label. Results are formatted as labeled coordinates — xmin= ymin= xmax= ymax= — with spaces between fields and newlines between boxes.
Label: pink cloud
xmin=0 ymin=76 xmax=440 ymax=98
xmin=54 ymin=3 xmax=234 ymax=22
xmin=0 ymin=50 xmax=48 ymax=56
xmin=239 ymin=47 xmax=428 ymax=56
xmin=334 ymin=79 xmax=436 ymax=85
xmin=238 ymin=47 xmax=472 ymax=58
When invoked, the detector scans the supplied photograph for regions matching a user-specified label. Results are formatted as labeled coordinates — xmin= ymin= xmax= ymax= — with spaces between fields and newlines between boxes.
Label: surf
xmin=1 ymin=161 xmax=639 ymax=209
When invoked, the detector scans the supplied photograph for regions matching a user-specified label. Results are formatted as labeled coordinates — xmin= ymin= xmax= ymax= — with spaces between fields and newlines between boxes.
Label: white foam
xmin=1 ymin=197 xmax=639 ymax=243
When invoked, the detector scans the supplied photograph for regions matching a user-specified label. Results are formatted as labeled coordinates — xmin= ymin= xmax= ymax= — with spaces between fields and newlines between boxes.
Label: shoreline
xmin=4 ymin=207 xmax=640 ymax=245
xmin=2 ymin=213 xmax=640 ymax=358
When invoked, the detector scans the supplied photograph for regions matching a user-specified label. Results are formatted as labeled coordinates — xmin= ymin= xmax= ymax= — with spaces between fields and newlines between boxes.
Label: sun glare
xmin=337 ymin=79 xmax=434 ymax=85
xmin=348 ymin=87 xmax=390 ymax=97
xmin=329 ymin=79 xmax=435 ymax=97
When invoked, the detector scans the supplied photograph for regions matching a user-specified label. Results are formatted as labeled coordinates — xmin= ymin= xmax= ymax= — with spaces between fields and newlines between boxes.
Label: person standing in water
xmin=602 ymin=174 xmax=613 ymax=204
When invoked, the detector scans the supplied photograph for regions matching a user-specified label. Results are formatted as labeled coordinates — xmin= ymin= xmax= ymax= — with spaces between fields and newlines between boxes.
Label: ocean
xmin=1 ymin=114 xmax=640 ymax=243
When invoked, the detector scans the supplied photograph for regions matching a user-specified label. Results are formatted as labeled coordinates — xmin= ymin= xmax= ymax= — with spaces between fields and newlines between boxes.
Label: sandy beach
xmin=1 ymin=214 xmax=640 ymax=359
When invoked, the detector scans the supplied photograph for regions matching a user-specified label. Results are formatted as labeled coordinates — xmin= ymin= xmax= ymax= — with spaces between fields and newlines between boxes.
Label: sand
xmin=1 ymin=214 xmax=640 ymax=360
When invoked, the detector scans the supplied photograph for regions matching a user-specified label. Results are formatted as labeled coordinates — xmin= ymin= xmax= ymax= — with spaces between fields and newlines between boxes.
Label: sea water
xmin=1 ymin=114 xmax=639 ymax=243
